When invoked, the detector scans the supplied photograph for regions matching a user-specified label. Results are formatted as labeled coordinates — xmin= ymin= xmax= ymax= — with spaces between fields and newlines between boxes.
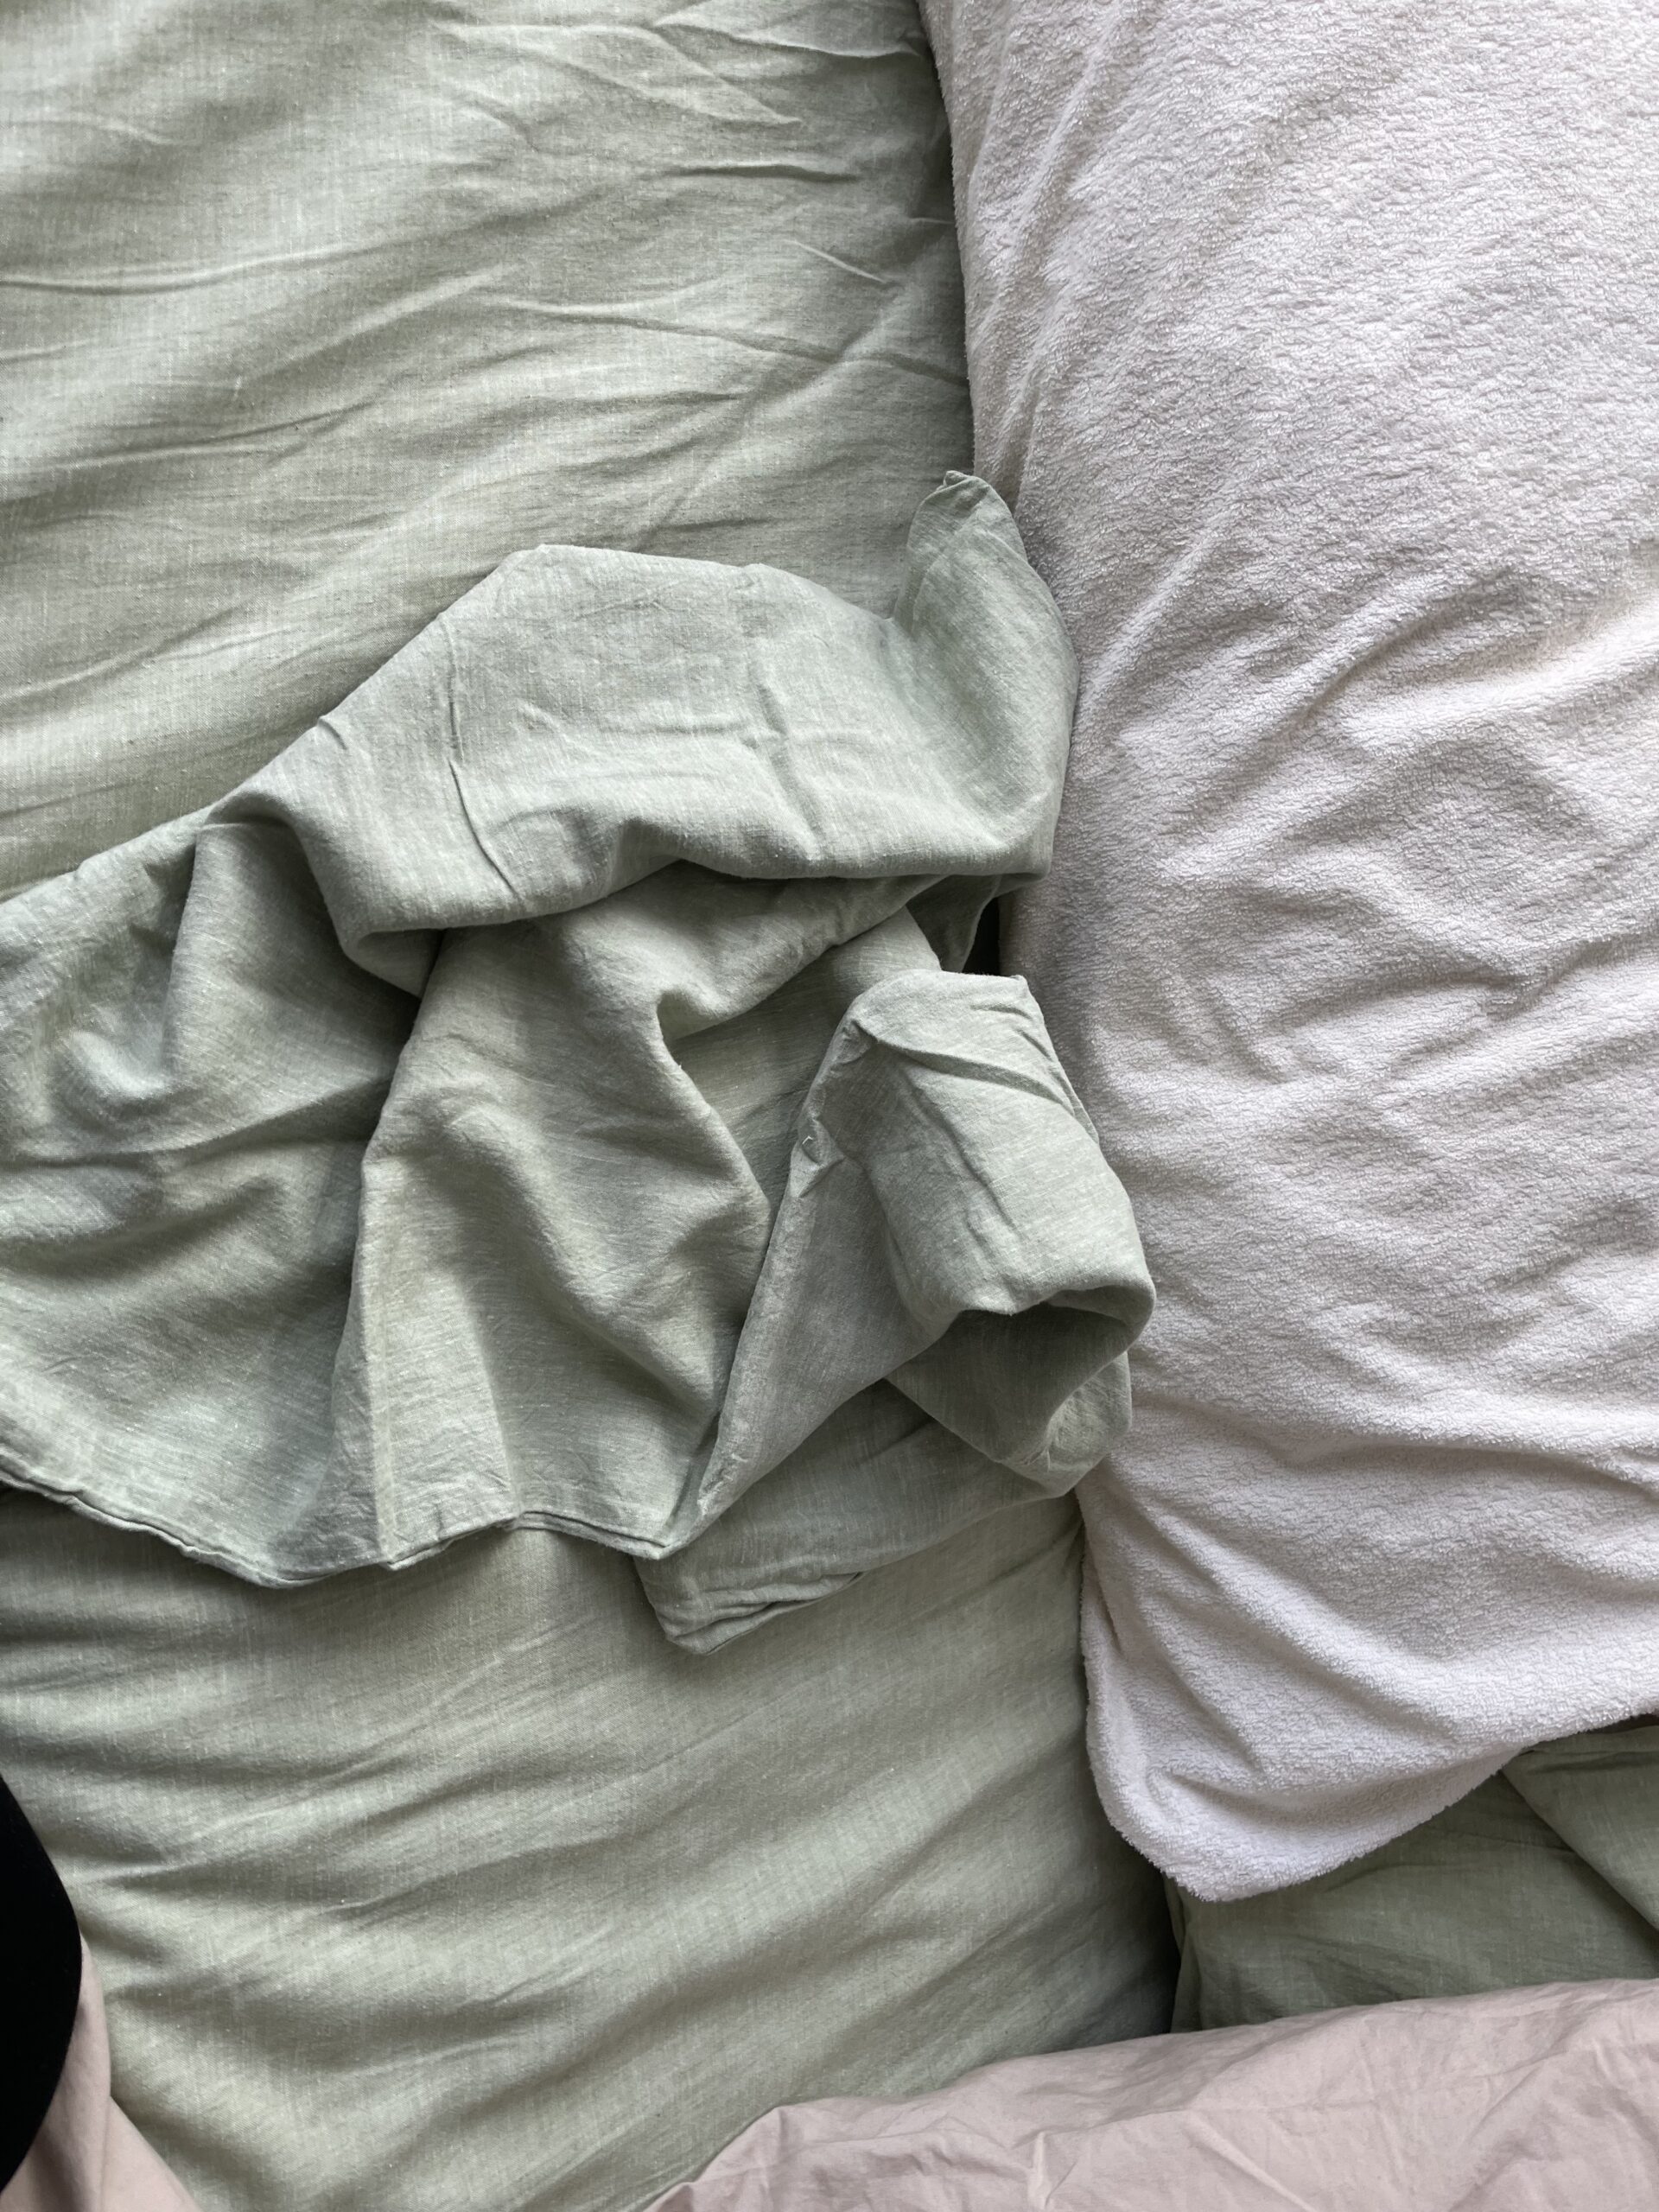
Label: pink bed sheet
xmin=652 ymin=1978 xmax=1659 ymax=2210
xmin=0 ymin=1948 xmax=196 ymax=2212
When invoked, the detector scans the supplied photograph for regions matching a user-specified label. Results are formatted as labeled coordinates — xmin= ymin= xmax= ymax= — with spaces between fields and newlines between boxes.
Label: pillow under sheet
xmin=0 ymin=0 xmax=969 ymax=894
xmin=0 ymin=1493 xmax=1174 ymax=2212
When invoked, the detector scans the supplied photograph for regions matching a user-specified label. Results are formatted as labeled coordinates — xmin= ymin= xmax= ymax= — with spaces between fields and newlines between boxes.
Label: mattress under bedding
xmin=0 ymin=480 xmax=1156 ymax=1635
xmin=1 ymin=1491 xmax=1169 ymax=2211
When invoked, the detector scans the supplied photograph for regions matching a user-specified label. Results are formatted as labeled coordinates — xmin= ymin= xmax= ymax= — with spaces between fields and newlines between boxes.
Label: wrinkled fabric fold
xmin=647 ymin=1979 xmax=1659 ymax=2212
xmin=0 ymin=475 xmax=1152 ymax=1637
xmin=0 ymin=1948 xmax=199 ymax=2212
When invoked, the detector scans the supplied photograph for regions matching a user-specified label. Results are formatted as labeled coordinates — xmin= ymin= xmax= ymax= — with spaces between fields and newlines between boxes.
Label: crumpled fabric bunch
xmin=0 ymin=476 xmax=1152 ymax=1645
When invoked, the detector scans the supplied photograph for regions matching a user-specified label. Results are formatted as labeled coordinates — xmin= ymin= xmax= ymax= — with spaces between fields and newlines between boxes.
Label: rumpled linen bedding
xmin=652 ymin=1978 xmax=1659 ymax=2211
xmin=1170 ymin=1719 xmax=1659 ymax=2027
xmin=0 ymin=475 xmax=1154 ymax=1643
xmin=0 ymin=4 xmax=1176 ymax=2209
xmin=925 ymin=0 xmax=1659 ymax=1900
xmin=2 ymin=0 xmax=965 ymax=898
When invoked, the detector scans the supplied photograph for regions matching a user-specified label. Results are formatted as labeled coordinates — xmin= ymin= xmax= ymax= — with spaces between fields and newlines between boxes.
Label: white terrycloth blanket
xmin=925 ymin=0 xmax=1659 ymax=1897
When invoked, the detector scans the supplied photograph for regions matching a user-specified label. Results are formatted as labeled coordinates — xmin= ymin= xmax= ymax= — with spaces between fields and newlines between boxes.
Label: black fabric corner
xmin=963 ymin=893 xmax=1002 ymax=976
xmin=0 ymin=1773 xmax=81 ymax=2192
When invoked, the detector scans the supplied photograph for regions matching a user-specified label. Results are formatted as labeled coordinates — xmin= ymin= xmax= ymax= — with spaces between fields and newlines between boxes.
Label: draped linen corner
xmin=0 ymin=475 xmax=1153 ymax=1643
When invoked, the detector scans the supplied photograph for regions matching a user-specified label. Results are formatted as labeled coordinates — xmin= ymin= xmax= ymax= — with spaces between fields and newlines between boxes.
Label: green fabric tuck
xmin=0 ymin=480 xmax=1153 ymax=1642
xmin=1171 ymin=1725 xmax=1659 ymax=2027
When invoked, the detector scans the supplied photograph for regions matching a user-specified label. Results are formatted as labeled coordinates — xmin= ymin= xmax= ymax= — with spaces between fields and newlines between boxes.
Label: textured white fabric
xmin=925 ymin=0 xmax=1659 ymax=1897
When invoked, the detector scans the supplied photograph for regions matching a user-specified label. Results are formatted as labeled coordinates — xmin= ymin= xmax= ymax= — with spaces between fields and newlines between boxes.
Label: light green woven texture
xmin=0 ymin=3 xmax=1174 ymax=2208
xmin=1172 ymin=1726 xmax=1659 ymax=2026
xmin=0 ymin=481 xmax=1152 ymax=1638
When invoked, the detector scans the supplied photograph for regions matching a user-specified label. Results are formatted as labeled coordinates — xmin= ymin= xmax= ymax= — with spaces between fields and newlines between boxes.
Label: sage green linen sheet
xmin=1 ymin=0 xmax=970 ymax=895
xmin=0 ymin=2 xmax=1176 ymax=2206
xmin=0 ymin=478 xmax=1154 ymax=1642
xmin=0 ymin=1493 xmax=1173 ymax=2212
xmin=1169 ymin=1724 xmax=1659 ymax=2028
